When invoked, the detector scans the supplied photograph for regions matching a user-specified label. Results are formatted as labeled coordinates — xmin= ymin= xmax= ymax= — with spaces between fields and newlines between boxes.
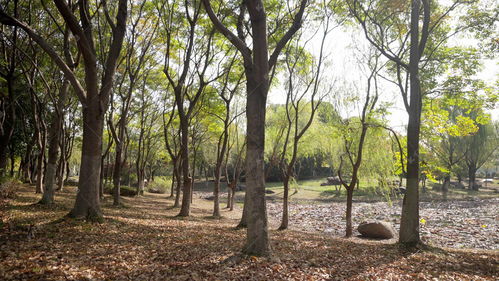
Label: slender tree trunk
xmin=174 ymin=174 xmax=182 ymax=208
xmin=237 ymin=190 xmax=249 ymax=228
xmin=213 ymin=177 xmax=221 ymax=217
xmin=278 ymin=177 xmax=290 ymax=230
xmin=56 ymin=155 xmax=65 ymax=191
xmin=173 ymin=162 xmax=182 ymax=207
xmin=226 ymin=185 xmax=232 ymax=209
xmin=230 ymin=185 xmax=235 ymax=211
xmin=170 ymin=170 xmax=175 ymax=198
xmin=40 ymin=81 xmax=69 ymax=204
xmin=35 ymin=149 xmax=45 ymax=194
xmin=345 ymin=187 xmax=354 ymax=237
xmin=178 ymin=116 xmax=192 ymax=216
xmin=113 ymin=143 xmax=123 ymax=204
xmin=0 ymin=76 xmax=15 ymax=177
xmin=99 ymin=158 xmax=105 ymax=199
xmin=398 ymin=0 xmax=425 ymax=246
xmin=9 ymin=150 xmax=15 ymax=177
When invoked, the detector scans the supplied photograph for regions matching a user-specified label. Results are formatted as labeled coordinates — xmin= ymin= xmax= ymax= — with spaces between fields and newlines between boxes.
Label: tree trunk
xmin=40 ymin=80 xmax=69 ymax=204
xmin=237 ymin=190 xmax=249 ymax=228
xmin=0 ymin=78 xmax=15 ymax=177
xmin=226 ymin=186 xmax=232 ymax=209
xmin=345 ymin=187 xmax=354 ymax=237
xmin=170 ymin=170 xmax=175 ymax=198
xmin=230 ymin=186 xmax=235 ymax=211
xmin=399 ymin=0 xmax=423 ymax=246
xmin=213 ymin=161 xmax=222 ymax=217
xmin=68 ymin=102 xmax=104 ymax=221
xmin=442 ymin=174 xmax=450 ymax=200
xmin=35 ymin=150 xmax=45 ymax=194
xmin=113 ymin=143 xmax=123 ymax=204
xmin=243 ymin=75 xmax=271 ymax=255
xmin=56 ymin=155 xmax=65 ymax=191
xmin=178 ymin=115 xmax=192 ymax=216
xmin=174 ymin=173 xmax=182 ymax=208
xmin=9 ymin=150 xmax=15 ymax=177
xmin=213 ymin=176 xmax=221 ymax=217
xmin=278 ymin=177 xmax=289 ymax=230
xmin=468 ymin=165 xmax=477 ymax=190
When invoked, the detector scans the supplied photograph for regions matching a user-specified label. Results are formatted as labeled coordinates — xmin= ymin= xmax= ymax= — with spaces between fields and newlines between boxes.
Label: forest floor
xmin=1 ymin=184 xmax=498 ymax=280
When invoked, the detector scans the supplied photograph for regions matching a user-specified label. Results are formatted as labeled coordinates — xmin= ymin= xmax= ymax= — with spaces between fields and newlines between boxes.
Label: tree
xmin=463 ymin=121 xmax=498 ymax=190
xmin=158 ymin=0 xmax=219 ymax=217
xmin=349 ymin=0 xmax=496 ymax=244
xmin=40 ymin=21 xmax=77 ymax=204
xmin=210 ymin=55 xmax=244 ymax=218
xmin=336 ymin=52 xmax=382 ymax=237
xmin=109 ymin=1 xmax=157 ymax=205
xmin=203 ymin=0 xmax=308 ymax=255
xmin=349 ymin=0 xmax=445 ymax=245
xmin=0 ymin=0 xmax=128 ymax=220
xmin=277 ymin=15 xmax=331 ymax=229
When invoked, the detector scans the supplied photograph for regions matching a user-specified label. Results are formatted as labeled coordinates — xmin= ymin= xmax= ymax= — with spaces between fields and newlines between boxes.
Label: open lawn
xmin=1 ymin=184 xmax=498 ymax=280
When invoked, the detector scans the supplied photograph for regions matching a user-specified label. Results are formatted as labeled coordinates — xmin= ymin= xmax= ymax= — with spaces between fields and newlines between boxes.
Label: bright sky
xmin=267 ymin=12 xmax=499 ymax=131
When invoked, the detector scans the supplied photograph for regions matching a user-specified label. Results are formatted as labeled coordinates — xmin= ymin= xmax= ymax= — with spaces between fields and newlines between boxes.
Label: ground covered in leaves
xmin=1 ymin=185 xmax=498 ymax=280
xmin=266 ymin=199 xmax=499 ymax=250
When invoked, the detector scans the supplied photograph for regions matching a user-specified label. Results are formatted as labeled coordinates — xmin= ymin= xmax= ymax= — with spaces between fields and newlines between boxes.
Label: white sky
xmin=267 ymin=15 xmax=499 ymax=131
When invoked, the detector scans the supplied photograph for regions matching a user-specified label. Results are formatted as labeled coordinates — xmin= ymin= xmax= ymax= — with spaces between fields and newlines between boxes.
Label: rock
xmin=394 ymin=187 xmax=406 ymax=195
xmin=265 ymin=189 xmax=275 ymax=194
xmin=357 ymin=221 xmax=396 ymax=239
xmin=320 ymin=176 xmax=341 ymax=186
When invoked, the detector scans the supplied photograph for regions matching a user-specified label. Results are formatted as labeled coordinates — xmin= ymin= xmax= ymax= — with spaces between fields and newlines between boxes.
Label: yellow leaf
xmin=420 ymin=218 xmax=426 ymax=224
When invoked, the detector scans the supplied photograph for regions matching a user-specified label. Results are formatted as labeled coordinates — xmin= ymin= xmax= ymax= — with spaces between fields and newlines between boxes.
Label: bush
xmin=146 ymin=177 xmax=171 ymax=194
xmin=104 ymin=183 xmax=137 ymax=197
xmin=0 ymin=177 xmax=22 ymax=199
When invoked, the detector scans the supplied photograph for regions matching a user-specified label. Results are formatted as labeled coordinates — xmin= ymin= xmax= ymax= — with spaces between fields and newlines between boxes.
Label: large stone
xmin=357 ymin=221 xmax=396 ymax=239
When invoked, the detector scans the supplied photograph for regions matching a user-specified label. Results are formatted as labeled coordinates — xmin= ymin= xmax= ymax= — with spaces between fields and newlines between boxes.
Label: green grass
xmin=264 ymin=178 xmax=391 ymax=203
xmin=262 ymin=177 xmax=499 ymax=203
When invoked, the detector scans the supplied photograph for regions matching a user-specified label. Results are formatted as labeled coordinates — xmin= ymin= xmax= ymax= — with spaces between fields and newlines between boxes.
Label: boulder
xmin=394 ymin=187 xmax=406 ymax=195
xmin=321 ymin=176 xmax=341 ymax=186
xmin=357 ymin=221 xmax=396 ymax=239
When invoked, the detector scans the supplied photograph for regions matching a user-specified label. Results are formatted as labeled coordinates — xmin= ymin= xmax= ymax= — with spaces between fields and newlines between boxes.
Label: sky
xmin=267 ymin=8 xmax=499 ymax=132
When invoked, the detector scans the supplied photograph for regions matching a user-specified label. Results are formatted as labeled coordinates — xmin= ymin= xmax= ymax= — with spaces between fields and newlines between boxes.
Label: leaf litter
xmin=0 ymin=185 xmax=497 ymax=280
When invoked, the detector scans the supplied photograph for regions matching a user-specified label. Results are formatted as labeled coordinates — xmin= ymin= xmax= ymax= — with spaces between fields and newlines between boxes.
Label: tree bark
xmin=40 ymin=80 xmax=69 ymax=204
xmin=399 ymin=0 xmax=424 ymax=245
xmin=237 ymin=190 xmax=249 ymax=228
xmin=178 ymin=115 xmax=192 ymax=216
xmin=68 ymin=100 xmax=105 ymax=221
xmin=345 ymin=188 xmax=354 ymax=237
xmin=278 ymin=177 xmax=289 ymax=230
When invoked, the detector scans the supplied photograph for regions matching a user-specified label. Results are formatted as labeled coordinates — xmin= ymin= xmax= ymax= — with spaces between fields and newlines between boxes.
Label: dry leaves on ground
xmin=0 ymin=186 xmax=497 ymax=280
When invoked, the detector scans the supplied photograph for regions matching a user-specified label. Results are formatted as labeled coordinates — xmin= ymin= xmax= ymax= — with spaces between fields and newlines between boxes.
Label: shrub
xmin=104 ymin=183 xmax=137 ymax=197
xmin=0 ymin=177 xmax=22 ymax=199
xmin=146 ymin=177 xmax=171 ymax=194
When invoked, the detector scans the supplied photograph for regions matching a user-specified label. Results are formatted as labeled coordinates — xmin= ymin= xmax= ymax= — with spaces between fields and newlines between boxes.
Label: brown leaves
xmin=0 ymin=185 xmax=498 ymax=280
